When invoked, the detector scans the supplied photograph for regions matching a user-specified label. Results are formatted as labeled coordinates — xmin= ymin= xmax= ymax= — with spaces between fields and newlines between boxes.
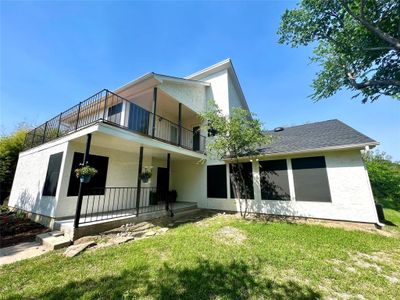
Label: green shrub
xmin=363 ymin=150 xmax=400 ymax=211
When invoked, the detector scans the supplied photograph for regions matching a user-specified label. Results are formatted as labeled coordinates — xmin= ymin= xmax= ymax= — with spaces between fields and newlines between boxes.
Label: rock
xmin=143 ymin=230 xmax=157 ymax=237
xmin=64 ymin=241 xmax=96 ymax=257
xmin=158 ymin=228 xmax=169 ymax=233
xmin=74 ymin=236 xmax=100 ymax=245
xmin=111 ymin=236 xmax=135 ymax=245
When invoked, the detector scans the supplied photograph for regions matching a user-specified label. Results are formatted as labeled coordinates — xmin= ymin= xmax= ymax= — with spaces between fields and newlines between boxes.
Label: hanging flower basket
xmin=139 ymin=167 xmax=153 ymax=183
xmin=80 ymin=175 xmax=91 ymax=183
xmin=75 ymin=165 xmax=98 ymax=184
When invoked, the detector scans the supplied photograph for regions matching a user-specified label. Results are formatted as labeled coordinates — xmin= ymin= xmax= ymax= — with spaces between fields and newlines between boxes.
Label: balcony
xmin=24 ymin=89 xmax=206 ymax=153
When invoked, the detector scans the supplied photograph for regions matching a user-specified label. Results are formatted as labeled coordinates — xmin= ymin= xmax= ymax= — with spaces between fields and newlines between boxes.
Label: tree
xmin=278 ymin=0 xmax=400 ymax=103
xmin=0 ymin=124 xmax=30 ymax=203
xmin=363 ymin=150 xmax=400 ymax=211
xmin=200 ymin=101 xmax=270 ymax=217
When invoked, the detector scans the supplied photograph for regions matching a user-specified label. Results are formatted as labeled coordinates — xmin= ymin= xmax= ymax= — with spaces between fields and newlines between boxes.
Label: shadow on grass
xmin=19 ymin=259 xmax=320 ymax=300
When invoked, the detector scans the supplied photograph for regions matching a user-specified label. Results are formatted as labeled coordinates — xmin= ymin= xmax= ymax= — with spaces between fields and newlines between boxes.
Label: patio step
xmin=171 ymin=207 xmax=202 ymax=218
xmin=36 ymin=231 xmax=71 ymax=250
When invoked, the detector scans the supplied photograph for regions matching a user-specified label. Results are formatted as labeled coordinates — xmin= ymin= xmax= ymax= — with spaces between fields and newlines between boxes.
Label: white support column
xmin=120 ymin=101 xmax=128 ymax=127
xmin=287 ymin=158 xmax=296 ymax=202
xmin=252 ymin=160 xmax=262 ymax=202
xmin=226 ymin=163 xmax=231 ymax=199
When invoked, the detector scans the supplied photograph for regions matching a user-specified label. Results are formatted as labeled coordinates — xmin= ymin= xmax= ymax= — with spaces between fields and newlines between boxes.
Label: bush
xmin=0 ymin=124 xmax=31 ymax=204
xmin=363 ymin=150 xmax=400 ymax=211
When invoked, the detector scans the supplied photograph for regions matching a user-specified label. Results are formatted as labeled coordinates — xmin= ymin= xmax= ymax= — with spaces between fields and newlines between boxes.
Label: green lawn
xmin=1 ymin=211 xmax=399 ymax=300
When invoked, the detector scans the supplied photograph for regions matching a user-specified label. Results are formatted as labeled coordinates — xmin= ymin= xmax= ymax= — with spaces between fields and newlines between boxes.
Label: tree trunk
xmin=231 ymin=159 xmax=249 ymax=218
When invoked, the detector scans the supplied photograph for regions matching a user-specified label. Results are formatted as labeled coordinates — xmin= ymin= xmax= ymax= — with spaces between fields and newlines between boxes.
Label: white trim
xmin=286 ymin=158 xmax=296 ymax=202
xmin=252 ymin=160 xmax=261 ymax=202
xmin=114 ymin=73 xmax=159 ymax=94
xmin=226 ymin=163 xmax=231 ymax=200
xmin=223 ymin=142 xmax=379 ymax=162
xmin=185 ymin=59 xmax=232 ymax=79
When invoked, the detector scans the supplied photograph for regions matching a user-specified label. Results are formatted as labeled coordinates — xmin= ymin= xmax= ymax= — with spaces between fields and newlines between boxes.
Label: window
xmin=42 ymin=152 xmax=63 ymax=196
xmin=207 ymin=165 xmax=227 ymax=198
xmin=259 ymin=159 xmax=290 ymax=200
xmin=230 ymin=162 xmax=254 ymax=199
xmin=291 ymin=156 xmax=331 ymax=202
xmin=170 ymin=124 xmax=178 ymax=145
xmin=67 ymin=152 xmax=109 ymax=196
xmin=107 ymin=103 xmax=123 ymax=123
xmin=128 ymin=104 xmax=150 ymax=134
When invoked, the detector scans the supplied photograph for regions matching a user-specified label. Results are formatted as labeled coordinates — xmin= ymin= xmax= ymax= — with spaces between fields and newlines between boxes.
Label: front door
xmin=157 ymin=167 xmax=169 ymax=201
xmin=193 ymin=126 xmax=200 ymax=151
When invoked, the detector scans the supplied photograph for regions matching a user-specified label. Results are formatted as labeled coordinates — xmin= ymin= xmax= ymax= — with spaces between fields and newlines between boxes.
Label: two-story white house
xmin=8 ymin=59 xmax=380 ymax=239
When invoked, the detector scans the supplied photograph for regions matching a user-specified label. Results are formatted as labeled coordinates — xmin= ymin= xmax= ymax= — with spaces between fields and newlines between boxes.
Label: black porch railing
xmin=24 ymin=89 xmax=206 ymax=153
xmin=79 ymin=187 xmax=170 ymax=225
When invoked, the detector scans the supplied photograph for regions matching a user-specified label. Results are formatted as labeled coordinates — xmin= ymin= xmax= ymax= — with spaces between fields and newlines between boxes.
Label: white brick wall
xmin=203 ymin=150 xmax=379 ymax=224
xmin=8 ymin=142 xmax=68 ymax=217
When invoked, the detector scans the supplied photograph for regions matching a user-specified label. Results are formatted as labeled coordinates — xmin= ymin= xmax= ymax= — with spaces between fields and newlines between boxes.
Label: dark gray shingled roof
xmin=259 ymin=119 xmax=378 ymax=154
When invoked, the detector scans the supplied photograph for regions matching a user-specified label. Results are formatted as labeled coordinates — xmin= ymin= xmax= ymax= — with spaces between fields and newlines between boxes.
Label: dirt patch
xmin=214 ymin=226 xmax=247 ymax=245
xmin=0 ymin=212 xmax=49 ymax=248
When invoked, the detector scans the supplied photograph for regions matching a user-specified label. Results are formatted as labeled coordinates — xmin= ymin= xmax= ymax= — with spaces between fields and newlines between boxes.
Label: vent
xmin=274 ymin=127 xmax=284 ymax=132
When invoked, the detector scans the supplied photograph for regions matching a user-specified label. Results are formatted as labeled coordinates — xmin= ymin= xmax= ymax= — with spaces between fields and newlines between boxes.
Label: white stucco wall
xmin=203 ymin=150 xmax=379 ymax=224
xmin=159 ymin=81 xmax=207 ymax=114
xmin=201 ymin=70 xmax=230 ymax=115
xmin=227 ymin=72 xmax=244 ymax=112
xmin=8 ymin=142 xmax=69 ymax=217
xmin=170 ymin=159 xmax=207 ymax=206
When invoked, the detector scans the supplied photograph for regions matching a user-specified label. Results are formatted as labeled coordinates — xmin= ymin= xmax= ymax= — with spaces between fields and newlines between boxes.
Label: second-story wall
xmin=159 ymin=81 xmax=207 ymax=114
xmin=191 ymin=68 xmax=249 ymax=116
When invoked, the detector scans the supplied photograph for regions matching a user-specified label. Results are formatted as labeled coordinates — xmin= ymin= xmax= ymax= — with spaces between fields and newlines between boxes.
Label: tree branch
xmin=347 ymin=72 xmax=400 ymax=89
xmin=364 ymin=47 xmax=395 ymax=51
xmin=339 ymin=0 xmax=400 ymax=51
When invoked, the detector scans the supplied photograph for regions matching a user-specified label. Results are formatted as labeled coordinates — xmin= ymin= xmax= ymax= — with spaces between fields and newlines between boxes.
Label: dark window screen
xmin=67 ymin=152 xmax=109 ymax=196
xmin=128 ymin=104 xmax=150 ymax=134
xmin=291 ymin=156 xmax=331 ymax=202
xmin=230 ymin=162 xmax=254 ymax=199
xmin=108 ymin=103 xmax=123 ymax=124
xmin=207 ymin=165 xmax=227 ymax=198
xmin=260 ymin=159 xmax=290 ymax=200
xmin=42 ymin=152 xmax=63 ymax=196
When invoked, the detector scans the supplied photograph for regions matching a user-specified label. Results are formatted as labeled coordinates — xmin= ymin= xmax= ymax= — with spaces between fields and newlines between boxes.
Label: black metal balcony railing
xmin=24 ymin=89 xmax=206 ymax=153
xmin=79 ymin=187 xmax=167 ymax=225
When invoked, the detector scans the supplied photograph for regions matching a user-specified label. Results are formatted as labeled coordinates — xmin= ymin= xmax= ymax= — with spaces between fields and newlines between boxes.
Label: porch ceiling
xmin=71 ymin=130 xmax=204 ymax=161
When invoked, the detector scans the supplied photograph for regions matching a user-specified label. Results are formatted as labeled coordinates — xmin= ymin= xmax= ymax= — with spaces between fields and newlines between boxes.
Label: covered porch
xmin=53 ymin=127 xmax=206 ymax=234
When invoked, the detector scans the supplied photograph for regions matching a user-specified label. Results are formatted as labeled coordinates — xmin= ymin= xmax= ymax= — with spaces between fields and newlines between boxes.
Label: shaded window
xmin=207 ymin=165 xmax=227 ymax=198
xmin=291 ymin=156 xmax=331 ymax=202
xmin=260 ymin=159 xmax=290 ymax=200
xmin=128 ymin=104 xmax=150 ymax=134
xmin=230 ymin=162 xmax=254 ymax=199
xmin=107 ymin=103 xmax=123 ymax=124
xmin=170 ymin=125 xmax=178 ymax=145
xmin=43 ymin=152 xmax=63 ymax=196
xmin=67 ymin=152 xmax=109 ymax=196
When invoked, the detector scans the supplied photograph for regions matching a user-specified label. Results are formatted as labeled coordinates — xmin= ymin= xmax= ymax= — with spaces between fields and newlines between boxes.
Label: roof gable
xmin=186 ymin=59 xmax=250 ymax=111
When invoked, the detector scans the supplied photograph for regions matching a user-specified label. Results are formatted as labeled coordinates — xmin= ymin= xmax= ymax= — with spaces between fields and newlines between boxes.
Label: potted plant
xmin=139 ymin=167 xmax=152 ymax=183
xmin=75 ymin=165 xmax=98 ymax=183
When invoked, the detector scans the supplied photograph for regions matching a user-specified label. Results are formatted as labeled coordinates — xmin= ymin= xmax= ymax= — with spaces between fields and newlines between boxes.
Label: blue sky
xmin=1 ymin=1 xmax=399 ymax=159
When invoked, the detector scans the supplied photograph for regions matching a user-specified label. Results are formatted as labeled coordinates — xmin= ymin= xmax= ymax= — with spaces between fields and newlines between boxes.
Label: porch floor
xmin=55 ymin=201 xmax=197 ymax=229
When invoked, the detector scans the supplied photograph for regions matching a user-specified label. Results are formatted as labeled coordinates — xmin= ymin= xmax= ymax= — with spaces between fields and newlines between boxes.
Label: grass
xmin=1 ymin=211 xmax=400 ymax=300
